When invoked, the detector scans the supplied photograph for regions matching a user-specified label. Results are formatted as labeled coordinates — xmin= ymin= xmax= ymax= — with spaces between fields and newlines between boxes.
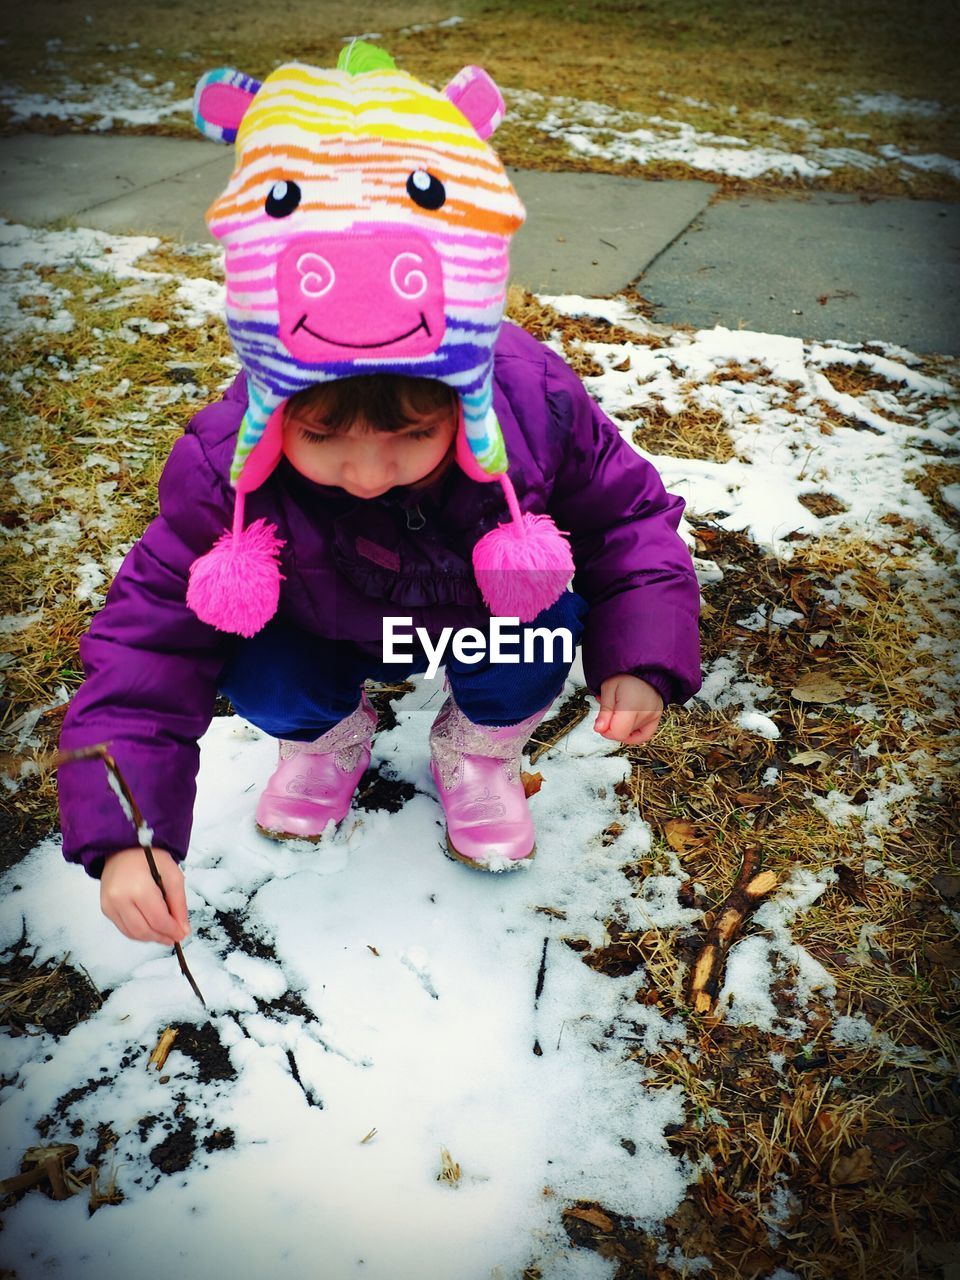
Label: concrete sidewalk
xmin=2 ymin=134 xmax=958 ymax=354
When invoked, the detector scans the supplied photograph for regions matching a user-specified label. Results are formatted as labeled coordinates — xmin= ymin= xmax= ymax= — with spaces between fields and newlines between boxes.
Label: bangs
xmin=284 ymin=376 xmax=457 ymax=434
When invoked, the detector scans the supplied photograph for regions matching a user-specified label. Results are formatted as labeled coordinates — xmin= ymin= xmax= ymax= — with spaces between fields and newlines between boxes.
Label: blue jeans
xmin=219 ymin=591 xmax=589 ymax=738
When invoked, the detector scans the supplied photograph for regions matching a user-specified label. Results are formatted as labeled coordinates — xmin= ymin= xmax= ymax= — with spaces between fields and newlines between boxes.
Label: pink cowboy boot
xmin=428 ymin=685 xmax=552 ymax=872
xmin=255 ymin=689 xmax=378 ymax=841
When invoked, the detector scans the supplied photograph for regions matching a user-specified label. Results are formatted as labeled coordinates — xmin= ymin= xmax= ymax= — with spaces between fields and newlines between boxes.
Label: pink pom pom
xmin=473 ymin=511 xmax=574 ymax=621
xmin=187 ymin=518 xmax=285 ymax=637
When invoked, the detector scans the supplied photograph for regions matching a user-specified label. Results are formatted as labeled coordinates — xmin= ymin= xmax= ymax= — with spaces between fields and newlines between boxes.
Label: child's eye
xmin=408 ymin=428 xmax=436 ymax=441
xmin=297 ymin=427 xmax=333 ymax=443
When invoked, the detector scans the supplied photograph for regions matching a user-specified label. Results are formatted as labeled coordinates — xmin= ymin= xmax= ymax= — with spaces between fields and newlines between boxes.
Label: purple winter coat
xmin=58 ymin=321 xmax=701 ymax=877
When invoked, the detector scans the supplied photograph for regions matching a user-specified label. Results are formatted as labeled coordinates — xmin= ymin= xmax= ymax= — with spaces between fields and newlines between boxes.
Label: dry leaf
xmin=733 ymin=791 xmax=767 ymax=807
xmin=808 ymin=631 xmax=832 ymax=648
xmin=831 ymin=1146 xmax=874 ymax=1186
xmin=612 ymin=356 xmax=632 ymax=372
xmin=791 ymin=670 xmax=847 ymax=704
xmin=521 ymin=770 xmax=543 ymax=797
xmin=789 ymin=749 xmax=832 ymax=767
xmin=564 ymin=1206 xmax=614 ymax=1232
xmin=834 ymin=862 xmax=868 ymax=905
xmin=663 ymin=818 xmax=705 ymax=852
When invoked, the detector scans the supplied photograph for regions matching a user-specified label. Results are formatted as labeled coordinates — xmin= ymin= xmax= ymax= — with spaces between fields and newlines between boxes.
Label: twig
xmin=534 ymin=937 xmax=548 ymax=1005
xmin=687 ymin=846 xmax=778 ymax=1014
xmin=51 ymin=743 xmax=206 ymax=1008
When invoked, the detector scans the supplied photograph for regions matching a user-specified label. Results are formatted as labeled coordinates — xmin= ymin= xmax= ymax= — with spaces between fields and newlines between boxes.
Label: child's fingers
xmin=137 ymin=885 xmax=187 ymax=943
xmin=629 ymin=718 xmax=661 ymax=745
xmin=597 ymin=708 xmax=637 ymax=741
xmin=594 ymin=702 xmax=618 ymax=733
xmin=114 ymin=904 xmax=177 ymax=947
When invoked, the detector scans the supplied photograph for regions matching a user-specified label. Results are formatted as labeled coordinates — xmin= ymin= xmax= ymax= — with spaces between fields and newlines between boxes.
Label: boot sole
xmin=443 ymin=834 xmax=536 ymax=872
xmin=255 ymin=821 xmax=337 ymax=844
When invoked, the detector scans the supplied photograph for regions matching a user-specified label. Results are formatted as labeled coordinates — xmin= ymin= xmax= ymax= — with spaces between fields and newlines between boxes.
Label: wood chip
xmin=147 ymin=1026 xmax=178 ymax=1072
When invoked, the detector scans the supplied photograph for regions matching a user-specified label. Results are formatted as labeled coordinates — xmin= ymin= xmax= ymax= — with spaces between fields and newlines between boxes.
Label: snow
xmin=507 ymin=89 xmax=959 ymax=183
xmin=837 ymin=91 xmax=945 ymax=118
xmin=0 ymin=75 xmax=192 ymax=129
xmin=736 ymin=710 xmax=781 ymax=740
xmin=0 ymin=690 xmax=696 ymax=1278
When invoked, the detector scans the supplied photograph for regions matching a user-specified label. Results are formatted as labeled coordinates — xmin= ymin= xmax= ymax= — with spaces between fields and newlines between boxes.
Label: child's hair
xmin=284 ymin=375 xmax=458 ymax=435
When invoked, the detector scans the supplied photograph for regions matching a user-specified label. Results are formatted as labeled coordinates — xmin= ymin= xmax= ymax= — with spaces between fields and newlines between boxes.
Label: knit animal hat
xmin=186 ymin=41 xmax=573 ymax=637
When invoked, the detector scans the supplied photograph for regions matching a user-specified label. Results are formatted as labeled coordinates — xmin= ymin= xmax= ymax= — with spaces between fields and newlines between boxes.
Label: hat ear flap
xmin=193 ymin=68 xmax=261 ymax=143
xmin=443 ymin=65 xmax=505 ymax=139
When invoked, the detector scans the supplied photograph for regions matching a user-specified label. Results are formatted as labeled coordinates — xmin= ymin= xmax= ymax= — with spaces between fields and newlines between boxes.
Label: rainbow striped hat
xmin=186 ymin=42 xmax=573 ymax=637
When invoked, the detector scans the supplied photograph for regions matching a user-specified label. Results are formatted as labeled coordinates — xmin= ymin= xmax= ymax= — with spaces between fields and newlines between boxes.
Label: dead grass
xmin=629 ymin=402 xmax=736 ymax=463
xmin=559 ymin=518 xmax=960 ymax=1277
xmin=505 ymin=285 xmax=666 ymax=380
xmin=0 ymin=248 xmax=234 ymax=861
xmin=2 ymin=0 xmax=958 ymax=196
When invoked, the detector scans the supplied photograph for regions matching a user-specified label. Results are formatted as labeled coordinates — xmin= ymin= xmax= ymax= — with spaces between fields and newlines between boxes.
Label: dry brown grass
xmin=629 ymin=402 xmax=736 ymax=463
xmin=3 ymin=0 xmax=957 ymax=196
xmin=561 ymin=519 xmax=960 ymax=1277
xmin=0 ymin=248 xmax=234 ymax=865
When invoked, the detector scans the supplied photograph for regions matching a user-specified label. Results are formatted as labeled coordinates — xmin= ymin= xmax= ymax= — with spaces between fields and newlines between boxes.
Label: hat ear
xmin=443 ymin=65 xmax=505 ymax=139
xmin=193 ymin=68 xmax=262 ymax=143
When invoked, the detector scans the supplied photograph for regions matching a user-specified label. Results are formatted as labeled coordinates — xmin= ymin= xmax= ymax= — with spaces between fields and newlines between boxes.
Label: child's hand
xmin=594 ymin=675 xmax=664 ymax=745
xmin=99 ymin=847 xmax=190 ymax=947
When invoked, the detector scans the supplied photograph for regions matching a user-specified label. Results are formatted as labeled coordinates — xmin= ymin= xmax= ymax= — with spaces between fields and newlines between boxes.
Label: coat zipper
xmin=405 ymin=504 xmax=426 ymax=530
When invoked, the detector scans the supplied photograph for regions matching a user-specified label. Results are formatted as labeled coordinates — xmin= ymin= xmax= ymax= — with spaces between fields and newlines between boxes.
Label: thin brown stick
xmin=51 ymin=743 xmax=206 ymax=1008
xmin=688 ymin=846 xmax=778 ymax=1014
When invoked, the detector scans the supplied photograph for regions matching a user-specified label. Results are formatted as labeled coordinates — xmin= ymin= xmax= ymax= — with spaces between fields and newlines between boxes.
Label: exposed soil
xmin=0 ymin=930 xmax=102 ymax=1038
xmin=355 ymin=766 xmax=417 ymax=814
xmin=148 ymin=1117 xmax=197 ymax=1175
xmin=167 ymin=1022 xmax=237 ymax=1085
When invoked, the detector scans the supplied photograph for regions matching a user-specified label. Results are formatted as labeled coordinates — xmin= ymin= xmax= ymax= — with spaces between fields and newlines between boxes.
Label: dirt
xmin=35 ymin=1076 xmax=113 ymax=1138
xmin=255 ymin=989 xmax=317 ymax=1025
xmin=0 ymin=931 xmax=102 ymax=1039
xmin=355 ymin=766 xmax=417 ymax=814
xmin=202 ymin=1127 xmax=235 ymax=1153
xmin=0 ymin=775 xmax=59 ymax=878
xmin=211 ymin=907 xmax=276 ymax=962
xmin=166 ymin=1022 xmax=237 ymax=1085
xmin=148 ymin=1117 xmax=197 ymax=1175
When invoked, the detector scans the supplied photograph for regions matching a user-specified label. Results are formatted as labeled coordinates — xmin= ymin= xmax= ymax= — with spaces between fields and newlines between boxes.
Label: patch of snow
xmin=0 ymin=76 xmax=191 ymax=129
xmin=837 ymin=91 xmax=945 ymax=117
xmin=736 ymin=710 xmax=781 ymax=740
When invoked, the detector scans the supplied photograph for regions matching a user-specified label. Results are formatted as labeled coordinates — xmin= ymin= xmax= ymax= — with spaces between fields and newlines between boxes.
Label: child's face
xmin=282 ymin=403 xmax=458 ymax=499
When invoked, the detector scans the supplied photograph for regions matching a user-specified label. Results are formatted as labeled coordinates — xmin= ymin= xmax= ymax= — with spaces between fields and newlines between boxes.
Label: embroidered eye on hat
xmin=186 ymin=40 xmax=574 ymax=637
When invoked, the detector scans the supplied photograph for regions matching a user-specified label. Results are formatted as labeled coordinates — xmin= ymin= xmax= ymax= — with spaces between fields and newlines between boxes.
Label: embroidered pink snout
xmin=277 ymin=232 xmax=446 ymax=363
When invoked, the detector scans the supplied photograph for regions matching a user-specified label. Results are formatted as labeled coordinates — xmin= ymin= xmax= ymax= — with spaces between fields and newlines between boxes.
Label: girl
xmin=56 ymin=43 xmax=701 ymax=947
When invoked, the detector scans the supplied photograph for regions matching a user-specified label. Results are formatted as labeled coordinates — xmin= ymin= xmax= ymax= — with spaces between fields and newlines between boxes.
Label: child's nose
xmin=344 ymin=444 xmax=395 ymax=492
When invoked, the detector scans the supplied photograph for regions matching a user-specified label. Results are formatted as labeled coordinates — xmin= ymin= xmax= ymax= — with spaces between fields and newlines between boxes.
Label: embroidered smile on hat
xmin=186 ymin=40 xmax=574 ymax=638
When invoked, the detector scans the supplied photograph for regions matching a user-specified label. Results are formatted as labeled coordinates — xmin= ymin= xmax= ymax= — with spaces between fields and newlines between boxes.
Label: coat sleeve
xmin=543 ymin=346 xmax=702 ymax=706
xmin=57 ymin=417 xmax=239 ymax=879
